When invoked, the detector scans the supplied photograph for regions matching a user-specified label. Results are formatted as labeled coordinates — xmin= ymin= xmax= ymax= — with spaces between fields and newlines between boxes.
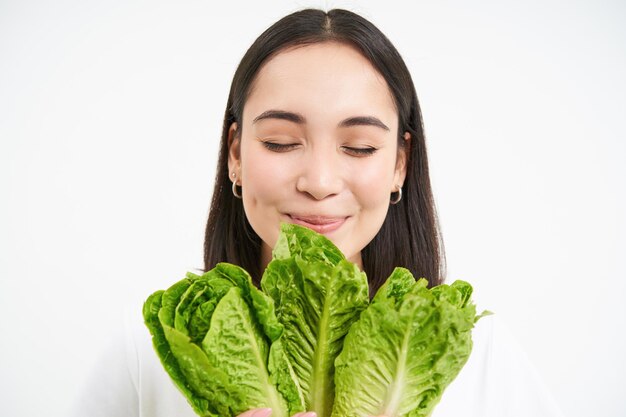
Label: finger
xmin=238 ymin=408 xmax=273 ymax=417
xmin=236 ymin=410 xmax=259 ymax=417
xmin=291 ymin=412 xmax=317 ymax=417
xmin=252 ymin=409 xmax=273 ymax=417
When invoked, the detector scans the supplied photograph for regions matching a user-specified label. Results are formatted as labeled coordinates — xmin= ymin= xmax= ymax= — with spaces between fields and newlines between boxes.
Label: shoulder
xmin=124 ymin=299 xmax=199 ymax=417
xmin=70 ymin=298 xmax=199 ymax=417
xmin=432 ymin=314 xmax=565 ymax=417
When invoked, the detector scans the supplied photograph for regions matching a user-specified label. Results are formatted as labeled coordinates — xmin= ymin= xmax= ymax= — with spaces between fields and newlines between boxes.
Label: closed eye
xmin=342 ymin=146 xmax=378 ymax=157
xmin=261 ymin=141 xmax=300 ymax=152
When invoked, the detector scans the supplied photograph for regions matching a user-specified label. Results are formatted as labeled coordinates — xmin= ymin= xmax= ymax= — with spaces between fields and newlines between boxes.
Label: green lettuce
xmin=144 ymin=223 xmax=484 ymax=417
xmin=143 ymin=263 xmax=304 ymax=417
xmin=261 ymin=223 xmax=370 ymax=417
xmin=332 ymin=268 xmax=482 ymax=417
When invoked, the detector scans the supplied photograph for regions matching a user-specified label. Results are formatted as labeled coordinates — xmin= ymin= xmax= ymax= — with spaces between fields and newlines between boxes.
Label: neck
xmin=349 ymin=252 xmax=364 ymax=270
xmin=260 ymin=242 xmax=273 ymax=272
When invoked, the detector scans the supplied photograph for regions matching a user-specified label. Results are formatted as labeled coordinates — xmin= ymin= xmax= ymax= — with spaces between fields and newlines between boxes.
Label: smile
xmin=286 ymin=214 xmax=348 ymax=234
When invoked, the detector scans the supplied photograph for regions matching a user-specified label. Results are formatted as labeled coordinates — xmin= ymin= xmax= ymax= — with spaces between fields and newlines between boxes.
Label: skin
xmin=228 ymin=41 xmax=410 ymax=273
xmin=229 ymin=41 xmax=406 ymax=417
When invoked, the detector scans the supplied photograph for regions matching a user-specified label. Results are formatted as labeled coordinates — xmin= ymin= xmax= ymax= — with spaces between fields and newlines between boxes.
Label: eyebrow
xmin=252 ymin=109 xmax=390 ymax=131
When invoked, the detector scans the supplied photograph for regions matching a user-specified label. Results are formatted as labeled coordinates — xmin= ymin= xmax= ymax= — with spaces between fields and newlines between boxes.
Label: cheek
xmin=242 ymin=148 xmax=273 ymax=197
xmin=349 ymin=156 xmax=397 ymax=209
xmin=238 ymin=145 xmax=291 ymax=251
xmin=240 ymin=144 xmax=296 ymax=210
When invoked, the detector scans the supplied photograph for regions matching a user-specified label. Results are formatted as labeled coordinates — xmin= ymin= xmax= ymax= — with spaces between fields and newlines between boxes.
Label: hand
xmin=236 ymin=409 xmax=317 ymax=417
xmin=236 ymin=409 xmax=273 ymax=417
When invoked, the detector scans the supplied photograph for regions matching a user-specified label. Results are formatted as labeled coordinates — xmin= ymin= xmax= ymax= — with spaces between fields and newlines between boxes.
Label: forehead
xmin=244 ymin=42 xmax=398 ymax=126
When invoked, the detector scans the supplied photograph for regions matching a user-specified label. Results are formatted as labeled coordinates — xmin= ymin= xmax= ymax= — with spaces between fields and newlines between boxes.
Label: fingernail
xmin=304 ymin=413 xmax=317 ymax=417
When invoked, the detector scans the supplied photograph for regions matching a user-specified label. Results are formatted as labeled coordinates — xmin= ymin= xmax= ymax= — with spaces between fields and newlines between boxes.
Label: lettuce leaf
xmin=144 ymin=223 xmax=484 ymax=417
xmin=143 ymin=262 xmax=304 ymax=417
xmin=332 ymin=268 xmax=480 ymax=417
xmin=261 ymin=223 xmax=369 ymax=417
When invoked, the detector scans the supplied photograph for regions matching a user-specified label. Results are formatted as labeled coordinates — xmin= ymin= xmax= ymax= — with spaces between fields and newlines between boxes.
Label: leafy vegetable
xmin=332 ymin=268 xmax=481 ymax=417
xmin=261 ymin=224 xmax=369 ymax=417
xmin=143 ymin=263 xmax=304 ymax=417
xmin=144 ymin=223 xmax=485 ymax=417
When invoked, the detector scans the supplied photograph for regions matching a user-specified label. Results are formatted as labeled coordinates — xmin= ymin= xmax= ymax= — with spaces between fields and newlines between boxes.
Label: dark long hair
xmin=204 ymin=8 xmax=445 ymax=292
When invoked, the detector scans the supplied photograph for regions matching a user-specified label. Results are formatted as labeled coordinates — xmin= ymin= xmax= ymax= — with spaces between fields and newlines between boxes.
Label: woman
xmin=72 ymin=8 xmax=563 ymax=417
xmin=204 ymin=8 xmax=442 ymax=297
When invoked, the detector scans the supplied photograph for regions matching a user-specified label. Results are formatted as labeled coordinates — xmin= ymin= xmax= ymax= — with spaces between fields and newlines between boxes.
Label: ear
xmin=227 ymin=122 xmax=241 ymax=180
xmin=393 ymin=131 xmax=411 ymax=189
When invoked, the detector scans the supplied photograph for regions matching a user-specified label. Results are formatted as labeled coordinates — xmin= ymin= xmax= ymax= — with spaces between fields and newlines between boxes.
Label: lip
xmin=285 ymin=214 xmax=348 ymax=234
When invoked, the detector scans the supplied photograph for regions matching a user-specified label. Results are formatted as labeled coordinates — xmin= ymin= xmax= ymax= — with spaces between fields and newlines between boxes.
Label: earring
xmin=231 ymin=172 xmax=242 ymax=199
xmin=390 ymin=185 xmax=402 ymax=205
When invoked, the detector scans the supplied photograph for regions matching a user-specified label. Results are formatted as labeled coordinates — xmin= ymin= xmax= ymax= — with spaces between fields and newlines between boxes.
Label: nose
xmin=296 ymin=147 xmax=343 ymax=200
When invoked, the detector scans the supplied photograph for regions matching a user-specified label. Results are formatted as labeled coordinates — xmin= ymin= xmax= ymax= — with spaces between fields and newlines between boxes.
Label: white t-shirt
xmin=71 ymin=304 xmax=564 ymax=417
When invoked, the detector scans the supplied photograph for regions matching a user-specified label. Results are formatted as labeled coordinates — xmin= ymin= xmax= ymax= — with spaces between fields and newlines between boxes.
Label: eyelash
xmin=261 ymin=141 xmax=378 ymax=157
xmin=342 ymin=146 xmax=378 ymax=156
xmin=261 ymin=141 xmax=299 ymax=152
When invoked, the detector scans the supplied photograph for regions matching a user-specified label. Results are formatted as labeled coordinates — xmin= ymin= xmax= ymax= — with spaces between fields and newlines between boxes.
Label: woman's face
xmin=228 ymin=42 xmax=408 ymax=269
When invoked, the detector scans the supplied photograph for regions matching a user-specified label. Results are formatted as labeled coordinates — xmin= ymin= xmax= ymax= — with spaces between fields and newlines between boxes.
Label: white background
xmin=1 ymin=0 xmax=624 ymax=416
